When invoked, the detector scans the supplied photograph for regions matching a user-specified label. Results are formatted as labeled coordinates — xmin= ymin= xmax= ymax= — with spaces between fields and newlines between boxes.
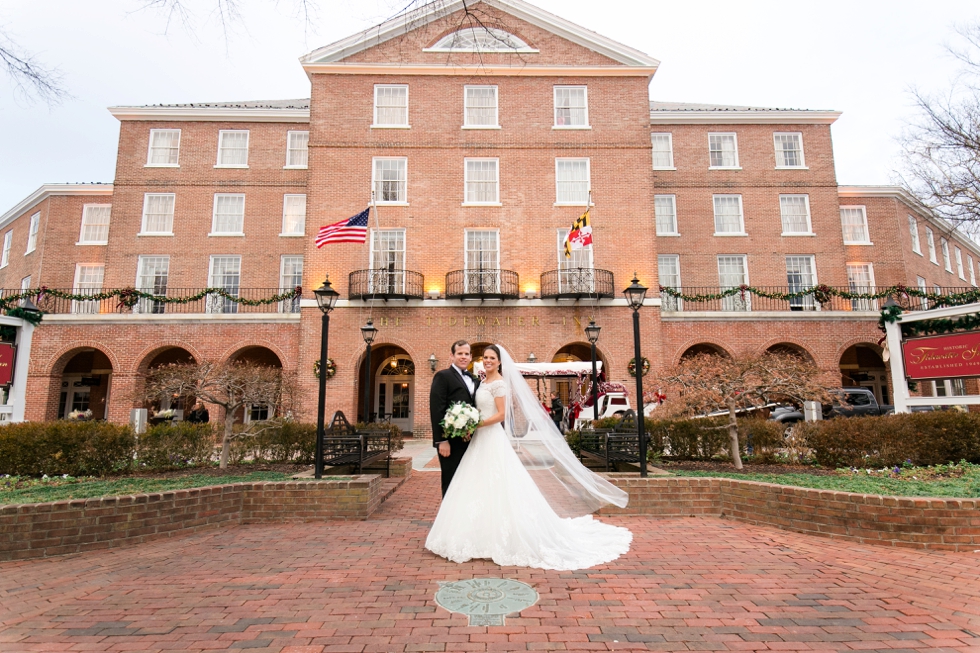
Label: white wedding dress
xmin=425 ymin=379 xmax=632 ymax=570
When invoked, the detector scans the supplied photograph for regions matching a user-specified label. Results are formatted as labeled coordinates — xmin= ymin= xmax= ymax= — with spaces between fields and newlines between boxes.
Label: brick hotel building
xmin=1 ymin=0 xmax=977 ymax=433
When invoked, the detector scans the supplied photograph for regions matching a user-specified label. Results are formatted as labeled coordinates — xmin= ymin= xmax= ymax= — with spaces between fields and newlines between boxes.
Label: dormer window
xmin=426 ymin=27 xmax=536 ymax=53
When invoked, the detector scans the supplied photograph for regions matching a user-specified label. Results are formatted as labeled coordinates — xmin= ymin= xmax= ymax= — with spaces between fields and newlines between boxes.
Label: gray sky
xmin=0 ymin=0 xmax=977 ymax=211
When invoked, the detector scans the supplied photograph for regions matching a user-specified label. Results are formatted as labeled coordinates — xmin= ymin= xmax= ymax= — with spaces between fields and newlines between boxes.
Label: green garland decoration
xmin=313 ymin=358 xmax=337 ymax=380
xmin=899 ymin=311 xmax=980 ymax=338
xmin=5 ymin=306 xmax=43 ymax=326
xmin=659 ymin=283 xmax=980 ymax=307
xmin=628 ymin=356 xmax=650 ymax=377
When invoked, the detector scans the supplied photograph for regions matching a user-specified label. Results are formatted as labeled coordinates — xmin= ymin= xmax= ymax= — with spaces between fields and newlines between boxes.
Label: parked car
xmin=770 ymin=388 xmax=893 ymax=424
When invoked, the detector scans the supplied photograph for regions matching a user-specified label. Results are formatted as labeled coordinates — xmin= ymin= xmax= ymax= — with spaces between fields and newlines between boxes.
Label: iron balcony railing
xmin=540 ymin=268 xmax=614 ymax=300
xmin=658 ymin=286 xmax=980 ymax=313
xmin=445 ymin=269 xmax=520 ymax=300
xmin=11 ymin=288 xmax=301 ymax=315
xmin=348 ymin=269 xmax=425 ymax=300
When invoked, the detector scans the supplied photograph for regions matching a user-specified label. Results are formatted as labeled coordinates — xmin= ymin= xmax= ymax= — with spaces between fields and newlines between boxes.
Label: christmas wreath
xmin=628 ymin=357 xmax=650 ymax=377
xmin=313 ymin=358 xmax=337 ymax=380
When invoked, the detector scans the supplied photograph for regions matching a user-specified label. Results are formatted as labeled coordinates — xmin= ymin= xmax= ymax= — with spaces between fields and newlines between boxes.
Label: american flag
xmin=315 ymin=208 xmax=370 ymax=248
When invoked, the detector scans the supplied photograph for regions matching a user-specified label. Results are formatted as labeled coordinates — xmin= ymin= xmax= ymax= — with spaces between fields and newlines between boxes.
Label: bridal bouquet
xmin=441 ymin=401 xmax=481 ymax=439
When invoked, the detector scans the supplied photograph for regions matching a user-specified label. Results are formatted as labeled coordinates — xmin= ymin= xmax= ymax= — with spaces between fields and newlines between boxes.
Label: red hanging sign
xmin=902 ymin=331 xmax=980 ymax=381
xmin=0 ymin=343 xmax=14 ymax=386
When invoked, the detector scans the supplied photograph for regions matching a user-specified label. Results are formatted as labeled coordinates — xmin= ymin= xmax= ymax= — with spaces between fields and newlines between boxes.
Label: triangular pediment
xmin=301 ymin=0 xmax=658 ymax=68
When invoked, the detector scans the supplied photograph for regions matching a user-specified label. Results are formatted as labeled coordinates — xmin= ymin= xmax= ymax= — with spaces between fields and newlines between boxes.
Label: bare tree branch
xmin=0 ymin=31 xmax=69 ymax=105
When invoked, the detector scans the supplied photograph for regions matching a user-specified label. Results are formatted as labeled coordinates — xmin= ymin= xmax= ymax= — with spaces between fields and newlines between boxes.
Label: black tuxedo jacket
xmin=430 ymin=366 xmax=480 ymax=445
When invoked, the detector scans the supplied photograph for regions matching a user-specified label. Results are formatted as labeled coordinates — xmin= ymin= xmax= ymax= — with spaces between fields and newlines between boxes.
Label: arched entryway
xmin=357 ymin=344 xmax=414 ymax=433
xmin=58 ymin=349 xmax=113 ymax=420
xmin=839 ymin=343 xmax=889 ymax=405
xmin=681 ymin=343 xmax=730 ymax=360
xmin=229 ymin=346 xmax=283 ymax=423
xmin=551 ymin=342 xmax=604 ymax=407
xmin=140 ymin=346 xmax=197 ymax=417
xmin=765 ymin=342 xmax=815 ymax=364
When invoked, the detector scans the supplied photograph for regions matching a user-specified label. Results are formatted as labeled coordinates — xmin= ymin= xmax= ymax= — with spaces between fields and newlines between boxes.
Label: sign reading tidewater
xmin=902 ymin=331 xmax=980 ymax=380
xmin=0 ymin=343 xmax=14 ymax=386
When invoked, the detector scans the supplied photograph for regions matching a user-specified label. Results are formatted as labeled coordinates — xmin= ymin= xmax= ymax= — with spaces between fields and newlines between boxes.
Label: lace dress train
xmin=425 ymin=380 xmax=632 ymax=571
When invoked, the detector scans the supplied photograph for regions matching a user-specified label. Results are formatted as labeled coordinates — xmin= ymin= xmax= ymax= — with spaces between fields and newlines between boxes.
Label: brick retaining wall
xmin=0 ymin=476 xmax=382 ymax=562
xmin=602 ymin=477 xmax=980 ymax=552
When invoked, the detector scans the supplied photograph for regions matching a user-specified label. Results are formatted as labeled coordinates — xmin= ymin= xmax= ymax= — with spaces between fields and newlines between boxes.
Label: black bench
xmin=322 ymin=411 xmax=391 ymax=476
xmin=579 ymin=410 xmax=642 ymax=472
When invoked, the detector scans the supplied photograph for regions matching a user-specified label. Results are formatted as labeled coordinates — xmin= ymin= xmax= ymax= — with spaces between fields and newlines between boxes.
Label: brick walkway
xmin=1 ymin=474 xmax=979 ymax=652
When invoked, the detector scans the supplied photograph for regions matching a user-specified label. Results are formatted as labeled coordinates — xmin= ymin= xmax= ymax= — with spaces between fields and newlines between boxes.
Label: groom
xmin=429 ymin=340 xmax=480 ymax=497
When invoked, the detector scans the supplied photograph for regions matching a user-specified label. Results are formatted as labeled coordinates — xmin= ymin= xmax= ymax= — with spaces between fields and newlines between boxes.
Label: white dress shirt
xmin=454 ymin=364 xmax=475 ymax=396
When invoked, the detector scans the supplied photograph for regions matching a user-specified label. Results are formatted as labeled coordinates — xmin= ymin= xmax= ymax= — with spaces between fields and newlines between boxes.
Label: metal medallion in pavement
xmin=434 ymin=578 xmax=538 ymax=626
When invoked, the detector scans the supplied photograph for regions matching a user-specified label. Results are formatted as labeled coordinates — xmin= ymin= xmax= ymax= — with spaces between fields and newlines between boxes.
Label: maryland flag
xmin=563 ymin=209 xmax=592 ymax=257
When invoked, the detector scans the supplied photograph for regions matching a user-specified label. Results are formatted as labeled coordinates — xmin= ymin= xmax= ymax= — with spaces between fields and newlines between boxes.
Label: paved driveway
xmin=1 ymin=474 xmax=979 ymax=652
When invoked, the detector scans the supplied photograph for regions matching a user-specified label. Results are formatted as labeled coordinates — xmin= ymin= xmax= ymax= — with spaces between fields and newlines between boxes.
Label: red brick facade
xmin=2 ymin=1 xmax=977 ymax=431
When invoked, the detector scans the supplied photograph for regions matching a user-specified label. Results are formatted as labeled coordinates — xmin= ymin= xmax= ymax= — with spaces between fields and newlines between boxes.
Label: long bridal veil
xmin=495 ymin=345 xmax=629 ymax=517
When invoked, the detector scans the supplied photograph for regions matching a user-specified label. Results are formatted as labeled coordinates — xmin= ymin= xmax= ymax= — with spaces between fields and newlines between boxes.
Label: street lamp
xmin=623 ymin=274 xmax=648 ymax=477
xmin=313 ymin=275 xmax=340 ymax=479
xmin=585 ymin=319 xmax=601 ymax=426
xmin=428 ymin=353 xmax=438 ymax=371
xmin=360 ymin=318 xmax=378 ymax=423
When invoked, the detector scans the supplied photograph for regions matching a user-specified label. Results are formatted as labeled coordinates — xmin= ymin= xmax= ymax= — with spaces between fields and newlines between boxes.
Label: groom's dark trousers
xmin=430 ymin=366 xmax=480 ymax=497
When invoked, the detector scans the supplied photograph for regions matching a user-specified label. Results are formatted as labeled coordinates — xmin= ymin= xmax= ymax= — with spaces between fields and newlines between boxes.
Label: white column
xmin=8 ymin=320 xmax=34 ymax=422
xmin=885 ymin=318 xmax=909 ymax=414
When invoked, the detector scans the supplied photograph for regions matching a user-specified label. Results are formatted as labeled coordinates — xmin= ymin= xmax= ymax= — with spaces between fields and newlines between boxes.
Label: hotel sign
xmin=902 ymin=331 xmax=980 ymax=380
xmin=0 ymin=343 xmax=14 ymax=386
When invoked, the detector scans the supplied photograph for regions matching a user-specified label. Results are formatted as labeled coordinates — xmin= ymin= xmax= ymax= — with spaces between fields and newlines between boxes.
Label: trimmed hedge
xmin=800 ymin=411 xmax=980 ymax=468
xmin=229 ymin=420 xmax=404 ymax=465
xmin=0 ymin=421 xmax=135 ymax=476
xmin=137 ymin=422 xmax=216 ymax=470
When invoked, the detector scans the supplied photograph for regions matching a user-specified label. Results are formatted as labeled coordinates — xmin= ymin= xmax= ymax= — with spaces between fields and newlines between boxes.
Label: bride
xmin=425 ymin=344 xmax=632 ymax=570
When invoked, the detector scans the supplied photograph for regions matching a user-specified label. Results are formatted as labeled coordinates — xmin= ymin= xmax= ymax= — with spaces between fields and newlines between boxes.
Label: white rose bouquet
xmin=440 ymin=401 xmax=481 ymax=440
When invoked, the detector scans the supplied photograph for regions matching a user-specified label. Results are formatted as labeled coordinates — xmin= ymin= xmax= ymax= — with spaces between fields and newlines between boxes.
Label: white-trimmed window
xmin=786 ymin=255 xmax=818 ymax=311
xmin=713 ymin=195 xmax=745 ymax=235
xmin=917 ymin=276 xmax=929 ymax=309
xmin=135 ymin=256 xmax=170 ymax=314
xmin=555 ymin=228 xmax=594 ymax=293
xmin=285 ymin=131 xmax=309 ymax=168
xmin=281 ymin=194 xmax=306 ymax=236
xmin=0 ymin=232 xmax=11 ymax=268
xmin=773 ymin=132 xmax=805 ymax=168
xmin=908 ymin=215 xmax=921 ymax=254
xmin=555 ymin=158 xmax=590 ymax=205
xmin=72 ymin=264 xmax=104 ymax=314
xmin=955 ymin=246 xmax=965 ymax=279
xmin=651 ymin=133 xmax=674 ymax=169
xmin=464 ymin=86 xmax=498 ymax=127
xmin=374 ymin=85 xmax=409 ymax=127
xmin=926 ymin=227 xmax=937 ymax=263
xmin=846 ymin=263 xmax=877 ymax=311
xmin=658 ymin=254 xmax=681 ymax=311
xmin=208 ymin=256 xmax=241 ymax=314
xmin=839 ymin=206 xmax=870 ymax=244
xmin=79 ymin=204 xmax=111 ymax=244
xmin=20 ymin=275 xmax=30 ymax=292
xmin=655 ymin=195 xmax=678 ymax=235
xmin=708 ymin=133 xmax=739 ymax=168
xmin=147 ymin=129 xmax=181 ymax=166
xmin=464 ymin=229 xmax=500 ymax=293
xmin=216 ymin=130 xmax=249 ymax=167
xmin=554 ymin=86 xmax=588 ymax=128
xmin=970 ymin=256 xmax=977 ymax=286
xmin=25 ymin=212 xmax=39 ymax=254
xmin=464 ymin=158 xmax=500 ymax=204
xmin=556 ymin=228 xmax=593 ymax=269
xmin=373 ymin=157 xmax=408 ymax=204
xmin=779 ymin=195 xmax=811 ymax=234
xmin=717 ymin=255 xmax=749 ymax=311
xmin=370 ymin=229 xmax=406 ymax=294
xmin=141 ymin=194 xmax=175 ymax=235
xmin=941 ymin=238 xmax=952 ymax=272
xmin=211 ymin=194 xmax=245 ymax=235
xmin=279 ymin=255 xmax=303 ymax=313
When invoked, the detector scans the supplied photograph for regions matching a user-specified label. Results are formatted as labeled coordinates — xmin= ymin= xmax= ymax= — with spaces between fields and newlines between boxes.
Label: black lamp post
xmin=360 ymin=318 xmax=378 ymax=423
xmin=623 ymin=274 xmax=648 ymax=477
xmin=313 ymin=275 xmax=340 ymax=479
xmin=584 ymin=319 xmax=601 ymax=426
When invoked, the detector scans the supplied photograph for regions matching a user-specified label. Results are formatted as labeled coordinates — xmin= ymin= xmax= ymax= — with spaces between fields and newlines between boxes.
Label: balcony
xmin=17 ymin=288 xmax=300 ymax=315
xmin=658 ymin=286 xmax=980 ymax=313
xmin=445 ymin=269 xmax=520 ymax=300
xmin=348 ymin=269 xmax=425 ymax=301
xmin=540 ymin=268 xmax=614 ymax=300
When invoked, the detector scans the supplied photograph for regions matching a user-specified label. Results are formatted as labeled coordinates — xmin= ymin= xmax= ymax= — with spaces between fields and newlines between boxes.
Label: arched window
xmin=380 ymin=357 xmax=415 ymax=376
xmin=427 ymin=27 xmax=536 ymax=53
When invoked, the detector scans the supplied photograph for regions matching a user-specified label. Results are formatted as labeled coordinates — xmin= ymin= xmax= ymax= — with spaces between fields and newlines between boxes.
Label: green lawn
xmin=668 ymin=467 xmax=980 ymax=498
xmin=0 ymin=472 xmax=297 ymax=505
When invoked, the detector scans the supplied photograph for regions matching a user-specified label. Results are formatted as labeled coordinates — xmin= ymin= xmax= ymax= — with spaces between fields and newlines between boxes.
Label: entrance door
xmin=376 ymin=356 xmax=415 ymax=433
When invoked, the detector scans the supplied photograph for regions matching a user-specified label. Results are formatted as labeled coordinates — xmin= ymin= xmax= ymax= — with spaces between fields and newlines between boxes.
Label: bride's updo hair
xmin=483 ymin=344 xmax=503 ymax=372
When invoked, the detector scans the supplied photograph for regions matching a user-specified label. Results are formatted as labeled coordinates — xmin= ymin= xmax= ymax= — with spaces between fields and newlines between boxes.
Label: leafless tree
xmin=0 ymin=31 xmax=69 ymax=105
xmin=655 ymin=352 xmax=833 ymax=469
xmin=900 ymin=22 xmax=980 ymax=236
xmin=142 ymin=360 xmax=293 ymax=468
